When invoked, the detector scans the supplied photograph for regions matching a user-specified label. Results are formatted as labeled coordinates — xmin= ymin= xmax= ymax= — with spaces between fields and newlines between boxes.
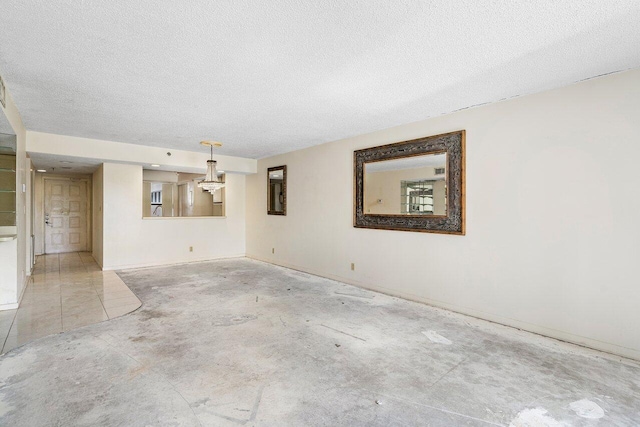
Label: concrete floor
xmin=0 ymin=253 xmax=141 ymax=354
xmin=0 ymin=258 xmax=638 ymax=426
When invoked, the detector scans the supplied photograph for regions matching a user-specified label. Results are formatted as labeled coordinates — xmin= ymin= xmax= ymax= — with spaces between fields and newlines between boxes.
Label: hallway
xmin=0 ymin=252 xmax=140 ymax=354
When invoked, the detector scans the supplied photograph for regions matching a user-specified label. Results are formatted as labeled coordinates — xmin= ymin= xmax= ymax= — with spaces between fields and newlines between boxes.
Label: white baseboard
xmin=91 ymin=253 xmax=104 ymax=270
xmin=17 ymin=274 xmax=29 ymax=306
xmin=0 ymin=274 xmax=31 ymax=311
xmin=0 ymin=302 xmax=19 ymax=311
xmin=247 ymin=254 xmax=640 ymax=362
xmin=102 ymin=254 xmax=246 ymax=271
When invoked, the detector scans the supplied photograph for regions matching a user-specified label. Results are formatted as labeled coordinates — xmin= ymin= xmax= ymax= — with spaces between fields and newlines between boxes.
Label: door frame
xmin=42 ymin=175 xmax=92 ymax=254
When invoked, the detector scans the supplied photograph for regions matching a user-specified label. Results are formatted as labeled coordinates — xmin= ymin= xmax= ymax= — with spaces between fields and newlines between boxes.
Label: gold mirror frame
xmin=354 ymin=130 xmax=465 ymax=235
xmin=267 ymin=165 xmax=287 ymax=215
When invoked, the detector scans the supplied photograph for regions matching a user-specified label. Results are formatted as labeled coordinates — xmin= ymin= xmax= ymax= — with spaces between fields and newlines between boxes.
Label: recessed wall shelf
xmin=0 ymin=152 xmax=17 ymax=226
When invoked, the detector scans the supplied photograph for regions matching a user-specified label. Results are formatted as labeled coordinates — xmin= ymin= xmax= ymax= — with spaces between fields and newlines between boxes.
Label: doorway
xmin=43 ymin=177 xmax=90 ymax=254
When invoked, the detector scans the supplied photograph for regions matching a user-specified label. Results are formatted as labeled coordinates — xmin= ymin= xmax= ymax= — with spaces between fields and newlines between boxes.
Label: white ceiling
xmin=28 ymin=152 xmax=215 ymax=176
xmin=28 ymin=153 xmax=103 ymax=175
xmin=1 ymin=1 xmax=639 ymax=159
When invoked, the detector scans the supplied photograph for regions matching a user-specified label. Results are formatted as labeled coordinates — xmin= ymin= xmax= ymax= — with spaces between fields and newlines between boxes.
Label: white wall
xmin=27 ymin=131 xmax=256 ymax=175
xmin=25 ymin=156 xmax=33 ymax=272
xmin=0 ymin=235 xmax=17 ymax=308
xmin=246 ymin=68 xmax=640 ymax=360
xmin=142 ymin=170 xmax=179 ymax=183
xmin=102 ymin=163 xmax=246 ymax=270
xmin=0 ymin=79 xmax=29 ymax=310
xmin=33 ymin=173 xmax=44 ymax=255
xmin=25 ymin=132 xmax=255 ymax=269
xmin=92 ymin=165 xmax=104 ymax=267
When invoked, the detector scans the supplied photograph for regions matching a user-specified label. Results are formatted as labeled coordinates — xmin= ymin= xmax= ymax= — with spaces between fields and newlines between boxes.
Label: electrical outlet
xmin=272 ymin=248 xmax=275 ymax=254
xmin=351 ymin=263 xmax=355 ymax=271
xmin=189 ymin=246 xmax=193 ymax=252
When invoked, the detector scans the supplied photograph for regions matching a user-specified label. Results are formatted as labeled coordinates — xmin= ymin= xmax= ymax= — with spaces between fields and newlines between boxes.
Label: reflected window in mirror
xmin=364 ymin=153 xmax=447 ymax=216
xmin=267 ymin=165 xmax=286 ymax=215
xmin=354 ymin=131 xmax=465 ymax=235
xmin=142 ymin=170 xmax=225 ymax=218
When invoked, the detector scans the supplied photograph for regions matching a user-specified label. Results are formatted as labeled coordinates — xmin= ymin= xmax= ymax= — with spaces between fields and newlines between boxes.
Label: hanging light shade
xmin=198 ymin=141 xmax=225 ymax=194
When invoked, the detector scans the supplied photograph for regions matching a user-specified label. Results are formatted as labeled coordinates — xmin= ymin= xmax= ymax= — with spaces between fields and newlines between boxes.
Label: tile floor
xmin=0 ymin=252 xmax=141 ymax=354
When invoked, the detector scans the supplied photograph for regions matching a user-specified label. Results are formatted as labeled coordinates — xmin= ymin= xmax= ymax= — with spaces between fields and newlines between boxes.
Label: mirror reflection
xmin=0 ymin=118 xmax=17 ymax=226
xmin=267 ymin=166 xmax=286 ymax=215
xmin=364 ymin=153 xmax=446 ymax=215
xmin=143 ymin=171 xmax=225 ymax=218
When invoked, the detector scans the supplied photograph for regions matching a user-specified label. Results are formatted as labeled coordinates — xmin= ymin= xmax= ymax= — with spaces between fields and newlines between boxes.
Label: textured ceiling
xmin=1 ymin=1 xmax=639 ymax=159
xmin=28 ymin=153 xmax=102 ymax=175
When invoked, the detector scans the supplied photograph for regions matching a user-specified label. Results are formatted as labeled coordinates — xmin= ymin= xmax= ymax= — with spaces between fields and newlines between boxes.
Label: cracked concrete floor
xmin=0 ymin=258 xmax=639 ymax=426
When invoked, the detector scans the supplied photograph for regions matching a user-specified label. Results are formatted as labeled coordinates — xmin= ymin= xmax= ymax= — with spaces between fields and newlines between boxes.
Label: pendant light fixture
xmin=198 ymin=141 xmax=225 ymax=194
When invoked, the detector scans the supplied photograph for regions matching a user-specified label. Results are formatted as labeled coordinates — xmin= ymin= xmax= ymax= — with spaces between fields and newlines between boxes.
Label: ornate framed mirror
xmin=354 ymin=130 xmax=465 ymax=235
xmin=267 ymin=165 xmax=286 ymax=215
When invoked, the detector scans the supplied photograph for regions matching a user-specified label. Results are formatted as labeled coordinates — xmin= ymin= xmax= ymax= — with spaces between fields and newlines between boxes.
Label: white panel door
xmin=44 ymin=179 xmax=88 ymax=253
